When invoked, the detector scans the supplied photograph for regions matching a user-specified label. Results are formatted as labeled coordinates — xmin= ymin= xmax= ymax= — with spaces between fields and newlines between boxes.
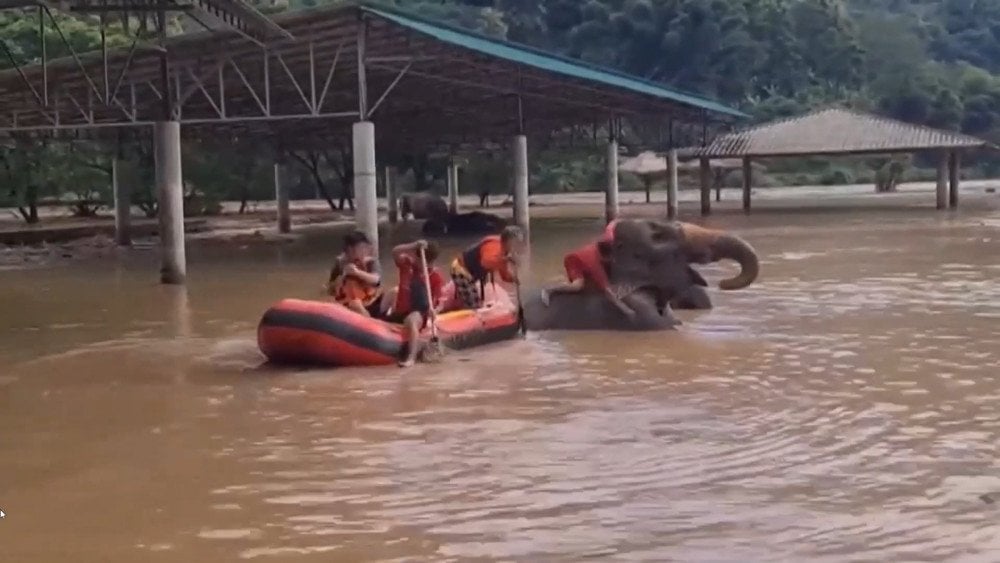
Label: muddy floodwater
xmin=2 ymin=199 xmax=1000 ymax=562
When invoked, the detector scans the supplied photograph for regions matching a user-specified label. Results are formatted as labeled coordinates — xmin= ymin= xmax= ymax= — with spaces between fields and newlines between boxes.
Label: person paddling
xmin=450 ymin=225 xmax=525 ymax=310
xmin=326 ymin=230 xmax=383 ymax=317
xmin=387 ymin=239 xmax=445 ymax=367
xmin=540 ymin=220 xmax=634 ymax=318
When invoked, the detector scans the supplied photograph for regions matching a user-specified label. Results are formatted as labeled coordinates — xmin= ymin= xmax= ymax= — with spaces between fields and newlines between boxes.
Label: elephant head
xmin=641 ymin=220 xmax=759 ymax=290
xmin=597 ymin=219 xmax=708 ymax=310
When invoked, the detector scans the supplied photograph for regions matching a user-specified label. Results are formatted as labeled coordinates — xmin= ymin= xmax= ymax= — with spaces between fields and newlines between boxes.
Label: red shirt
xmin=562 ymin=221 xmax=617 ymax=290
xmin=393 ymin=254 xmax=444 ymax=315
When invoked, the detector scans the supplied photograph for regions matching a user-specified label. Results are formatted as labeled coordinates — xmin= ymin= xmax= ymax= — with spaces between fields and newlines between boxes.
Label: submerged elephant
xmin=399 ymin=192 xmax=448 ymax=222
xmin=523 ymin=219 xmax=707 ymax=331
xmin=422 ymin=211 xmax=508 ymax=236
xmin=637 ymin=220 xmax=759 ymax=310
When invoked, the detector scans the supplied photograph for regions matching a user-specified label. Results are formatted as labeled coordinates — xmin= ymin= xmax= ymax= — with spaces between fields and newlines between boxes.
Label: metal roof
xmin=365 ymin=3 xmax=745 ymax=119
xmin=683 ymin=107 xmax=994 ymax=158
xmin=0 ymin=1 xmax=743 ymax=151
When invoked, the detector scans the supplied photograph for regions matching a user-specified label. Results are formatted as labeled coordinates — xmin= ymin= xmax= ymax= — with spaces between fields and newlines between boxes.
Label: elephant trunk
xmin=681 ymin=224 xmax=759 ymax=290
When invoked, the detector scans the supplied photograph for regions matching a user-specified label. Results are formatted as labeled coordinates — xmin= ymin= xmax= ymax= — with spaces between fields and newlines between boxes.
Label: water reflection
xmin=1 ymin=205 xmax=1000 ymax=561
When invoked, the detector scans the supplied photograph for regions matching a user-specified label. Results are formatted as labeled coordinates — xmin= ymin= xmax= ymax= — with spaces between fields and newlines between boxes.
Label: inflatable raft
xmin=257 ymin=284 xmax=520 ymax=367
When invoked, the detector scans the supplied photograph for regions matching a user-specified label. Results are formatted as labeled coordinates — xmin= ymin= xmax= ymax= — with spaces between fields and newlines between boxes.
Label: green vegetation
xmin=3 ymin=0 xmax=1000 ymax=223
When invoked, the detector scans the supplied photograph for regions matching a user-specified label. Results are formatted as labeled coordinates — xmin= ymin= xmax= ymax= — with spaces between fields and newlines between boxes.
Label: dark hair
xmin=423 ymin=241 xmax=440 ymax=263
xmin=342 ymin=229 xmax=371 ymax=249
xmin=500 ymin=225 xmax=524 ymax=243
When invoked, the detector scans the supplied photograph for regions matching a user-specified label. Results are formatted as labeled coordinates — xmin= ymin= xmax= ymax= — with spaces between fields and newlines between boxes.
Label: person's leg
xmin=379 ymin=287 xmax=397 ymax=316
xmin=540 ymin=277 xmax=585 ymax=306
xmin=398 ymin=311 xmax=423 ymax=367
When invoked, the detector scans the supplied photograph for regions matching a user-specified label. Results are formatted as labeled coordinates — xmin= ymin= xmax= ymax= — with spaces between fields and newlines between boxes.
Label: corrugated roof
xmin=361 ymin=3 xmax=746 ymax=119
xmin=683 ymin=107 xmax=994 ymax=158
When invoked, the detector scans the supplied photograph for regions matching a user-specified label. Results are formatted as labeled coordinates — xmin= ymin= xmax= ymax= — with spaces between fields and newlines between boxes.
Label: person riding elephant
xmin=638 ymin=220 xmax=760 ymax=310
xmin=399 ymin=192 xmax=448 ymax=222
xmin=521 ymin=219 xmax=708 ymax=331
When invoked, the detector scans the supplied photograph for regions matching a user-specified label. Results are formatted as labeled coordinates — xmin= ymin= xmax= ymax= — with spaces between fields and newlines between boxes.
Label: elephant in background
xmin=523 ymin=219 xmax=707 ymax=331
xmin=422 ymin=211 xmax=508 ymax=236
xmin=639 ymin=220 xmax=760 ymax=310
xmin=399 ymin=192 xmax=448 ymax=222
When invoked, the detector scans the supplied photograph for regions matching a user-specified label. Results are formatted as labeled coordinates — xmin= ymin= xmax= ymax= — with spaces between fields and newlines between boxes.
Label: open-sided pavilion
xmin=680 ymin=107 xmax=997 ymax=215
xmin=0 ymin=0 xmax=744 ymax=284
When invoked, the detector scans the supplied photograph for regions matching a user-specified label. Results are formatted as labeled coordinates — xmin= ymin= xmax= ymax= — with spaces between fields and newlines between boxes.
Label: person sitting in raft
xmin=326 ymin=230 xmax=382 ymax=317
xmin=386 ymin=239 xmax=445 ymax=367
xmin=450 ymin=225 xmax=525 ymax=310
xmin=539 ymin=220 xmax=634 ymax=318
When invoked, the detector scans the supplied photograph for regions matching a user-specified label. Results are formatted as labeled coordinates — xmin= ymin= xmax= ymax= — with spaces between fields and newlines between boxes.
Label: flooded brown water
xmin=2 ymin=199 xmax=1000 ymax=562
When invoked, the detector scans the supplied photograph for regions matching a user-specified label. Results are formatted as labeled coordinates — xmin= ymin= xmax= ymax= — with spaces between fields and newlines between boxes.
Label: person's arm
xmin=346 ymin=258 xmax=381 ymax=286
xmin=391 ymin=239 xmax=427 ymax=265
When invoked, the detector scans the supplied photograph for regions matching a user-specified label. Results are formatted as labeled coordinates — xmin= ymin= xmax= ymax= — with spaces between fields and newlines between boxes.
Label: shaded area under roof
xmin=0 ymin=1 xmax=743 ymax=151
xmin=682 ymin=108 xmax=995 ymax=159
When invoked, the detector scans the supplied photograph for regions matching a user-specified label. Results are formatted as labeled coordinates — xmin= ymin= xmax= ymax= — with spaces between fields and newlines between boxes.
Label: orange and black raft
xmin=257 ymin=297 xmax=520 ymax=367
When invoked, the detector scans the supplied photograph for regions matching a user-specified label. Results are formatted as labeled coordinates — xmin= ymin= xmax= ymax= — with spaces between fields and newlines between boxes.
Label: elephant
xmin=522 ymin=219 xmax=708 ymax=331
xmin=422 ymin=211 xmax=508 ymax=236
xmin=637 ymin=220 xmax=760 ymax=310
xmin=399 ymin=192 xmax=448 ymax=222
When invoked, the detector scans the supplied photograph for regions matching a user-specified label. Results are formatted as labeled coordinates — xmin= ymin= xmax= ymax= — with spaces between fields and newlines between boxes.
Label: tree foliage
xmin=4 ymin=0 xmax=1000 ymax=223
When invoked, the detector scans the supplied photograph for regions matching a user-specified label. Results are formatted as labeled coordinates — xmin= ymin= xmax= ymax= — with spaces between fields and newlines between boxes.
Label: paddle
xmin=419 ymin=245 xmax=445 ymax=362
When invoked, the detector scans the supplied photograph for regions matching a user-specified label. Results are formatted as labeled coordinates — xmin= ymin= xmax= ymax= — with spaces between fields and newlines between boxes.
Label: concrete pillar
xmin=936 ymin=152 xmax=949 ymax=210
xmin=353 ymin=121 xmax=379 ymax=253
xmin=154 ymin=121 xmax=185 ymax=285
xmin=605 ymin=136 xmax=620 ymax=223
xmin=666 ymin=149 xmax=678 ymax=220
xmin=949 ymin=150 xmax=960 ymax=209
xmin=112 ymin=157 xmax=131 ymax=246
xmin=699 ymin=156 xmax=712 ymax=216
xmin=512 ymin=134 xmax=529 ymax=234
xmin=742 ymin=157 xmax=752 ymax=212
xmin=447 ymin=160 xmax=459 ymax=214
xmin=274 ymin=161 xmax=291 ymax=234
xmin=386 ymin=166 xmax=398 ymax=223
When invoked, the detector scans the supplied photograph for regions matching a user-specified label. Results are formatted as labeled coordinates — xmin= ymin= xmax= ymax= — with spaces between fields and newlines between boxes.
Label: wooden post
xmin=936 ymin=152 xmax=948 ymax=210
xmin=948 ymin=150 xmax=960 ymax=209
xmin=699 ymin=157 xmax=711 ymax=216
xmin=742 ymin=157 xmax=752 ymax=212
xmin=666 ymin=149 xmax=678 ymax=219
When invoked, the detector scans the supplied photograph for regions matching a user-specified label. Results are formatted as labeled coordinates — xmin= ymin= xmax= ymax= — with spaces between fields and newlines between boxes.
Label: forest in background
xmin=3 ymin=0 xmax=1000 ymax=223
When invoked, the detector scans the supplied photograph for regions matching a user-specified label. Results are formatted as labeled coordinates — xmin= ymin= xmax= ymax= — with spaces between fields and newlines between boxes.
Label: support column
xmin=742 ymin=157 xmax=752 ymax=212
xmin=699 ymin=156 xmax=712 ymax=216
xmin=154 ymin=121 xmax=185 ymax=285
xmin=386 ymin=166 xmax=398 ymax=223
xmin=112 ymin=156 xmax=131 ymax=246
xmin=512 ymin=134 xmax=530 ymax=235
xmin=353 ymin=121 xmax=379 ymax=254
xmin=666 ymin=149 xmax=678 ymax=220
xmin=606 ymin=135 xmax=620 ymax=223
xmin=936 ymin=151 xmax=949 ymax=210
xmin=447 ymin=160 xmax=459 ymax=214
xmin=274 ymin=160 xmax=291 ymax=234
xmin=949 ymin=150 xmax=960 ymax=209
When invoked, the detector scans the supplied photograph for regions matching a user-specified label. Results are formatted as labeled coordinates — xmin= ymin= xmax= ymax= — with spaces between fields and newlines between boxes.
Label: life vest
xmin=564 ymin=242 xmax=611 ymax=290
xmin=458 ymin=234 xmax=500 ymax=283
xmin=330 ymin=258 xmax=381 ymax=306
